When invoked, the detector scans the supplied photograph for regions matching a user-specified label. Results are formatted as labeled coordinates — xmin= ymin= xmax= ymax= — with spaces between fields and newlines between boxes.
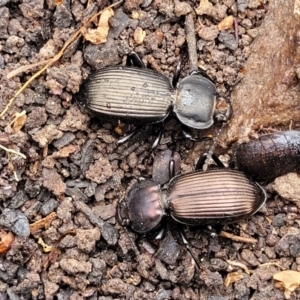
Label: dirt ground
xmin=1 ymin=0 xmax=300 ymax=299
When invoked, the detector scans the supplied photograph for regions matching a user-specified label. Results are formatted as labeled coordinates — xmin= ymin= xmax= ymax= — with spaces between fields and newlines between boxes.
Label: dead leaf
xmin=273 ymin=270 xmax=300 ymax=299
xmin=0 ymin=230 xmax=14 ymax=254
xmin=134 ymin=27 xmax=146 ymax=44
xmin=29 ymin=212 xmax=57 ymax=234
xmin=224 ymin=271 xmax=244 ymax=287
xmin=218 ymin=16 xmax=234 ymax=30
xmin=81 ymin=8 xmax=114 ymax=45
xmin=12 ymin=110 xmax=27 ymax=132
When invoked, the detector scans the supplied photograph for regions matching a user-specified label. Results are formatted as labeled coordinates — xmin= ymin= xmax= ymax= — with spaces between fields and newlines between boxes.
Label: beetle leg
xmin=116 ymin=125 xmax=142 ymax=145
xmin=179 ymin=228 xmax=202 ymax=270
xmin=196 ymin=123 xmax=227 ymax=171
xmin=201 ymin=225 xmax=220 ymax=238
xmin=169 ymin=159 xmax=175 ymax=180
xmin=154 ymin=227 xmax=165 ymax=240
xmin=127 ymin=52 xmax=146 ymax=68
xmin=151 ymin=123 xmax=165 ymax=149
xmin=172 ymin=60 xmax=181 ymax=88
xmin=181 ymin=125 xmax=213 ymax=142
xmin=181 ymin=125 xmax=195 ymax=140
xmin=195 ymin=153 xmax=225 ymax=171
xmin=190 ymin=69 xmax=215 ymax=83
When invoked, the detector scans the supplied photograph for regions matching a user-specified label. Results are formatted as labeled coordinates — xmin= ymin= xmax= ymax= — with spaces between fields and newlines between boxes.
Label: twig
xmin=219 ymin=230 xmax=257 ymax=244
xmin=185 ymin=13 xmax=198 ymax=73
xmin=6 ymin=59 xmax=52 ymax=80
xmin=234 ymin=17 xmax=239 ymax=43
xmin=0 ymin=0 xmax=123 ymax=119
xmin=259 ymin=262 xmax=284 ymax=269
xmin=227 ymin=260 xmax=250 ymax=274
xmin=0 ymin=144 xmax=26 ymax=159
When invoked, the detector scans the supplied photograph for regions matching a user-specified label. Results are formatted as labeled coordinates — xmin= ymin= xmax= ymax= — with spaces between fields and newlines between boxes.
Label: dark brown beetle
xmin=235 ymin=130 xmax=300 ymax=181
xmin=118 ymin=167 xmax=266 ymax=234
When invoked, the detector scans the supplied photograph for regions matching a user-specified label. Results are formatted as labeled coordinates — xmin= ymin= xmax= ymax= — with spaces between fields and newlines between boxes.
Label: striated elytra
xmin=236 ymin=130 xmax=300 ymax=181
xmin=119 ymin=169 xmax=267 ymax=233
xmin=75 ymin=53 xmax=222 ymax=131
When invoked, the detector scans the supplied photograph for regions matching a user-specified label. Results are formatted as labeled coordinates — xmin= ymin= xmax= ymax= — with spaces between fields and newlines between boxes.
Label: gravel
xmin=2 ymin=0 xmax=300 ymax=299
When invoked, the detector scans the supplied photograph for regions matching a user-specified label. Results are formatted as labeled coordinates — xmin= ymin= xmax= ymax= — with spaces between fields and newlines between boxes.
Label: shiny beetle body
xmin=77 ymin=66 xmax=174 ymax=125
xmin=236 ymin=130 xmax=300 ymax=181
xmin=119 ymin=169 xmax=266 ymax=233
xmin=76 ymin=53 xmax=222 ymax=132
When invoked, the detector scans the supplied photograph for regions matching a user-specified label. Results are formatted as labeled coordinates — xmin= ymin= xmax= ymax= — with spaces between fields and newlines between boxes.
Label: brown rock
xmin=85 ymin=157 xmax=113 ymax=184
xmin=42 ymin=168 xmax=66 ymax=196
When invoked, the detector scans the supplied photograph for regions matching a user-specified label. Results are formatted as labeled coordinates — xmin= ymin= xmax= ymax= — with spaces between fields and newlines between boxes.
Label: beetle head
xmin=124 ymin=180 xmax=165 ymax=233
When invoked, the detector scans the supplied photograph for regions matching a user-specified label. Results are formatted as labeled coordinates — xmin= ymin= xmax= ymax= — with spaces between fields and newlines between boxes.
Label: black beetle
xmin=75 ymin=15 xmax=231 ymax=145
xmin=118 ymin=168 xmax=266 ymax=234
xmin=235 ymin=130 xmax=300 ymax=181
xmin=75 ymin=53 xmax=229 ymax=139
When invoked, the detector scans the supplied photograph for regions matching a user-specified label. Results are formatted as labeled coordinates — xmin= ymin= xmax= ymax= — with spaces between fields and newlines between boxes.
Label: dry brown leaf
xmin=273 ymin=270 xmax=300 ymax=299
xmin=12 ymin=110 xmax=27 ymax=132
xmin=218 ymin=16 xmax=234 ymax=30
xmin=81 ymin=8 xmax=114 ymax=45
xmin=29 ymin=212 xmax=57 ymax=234
xmin=0 ymin=230 xmax=14 ymax=254
xmin=134 ymin=27 xmax=146 ymax=45
xmin=224 ymin=271 xmax=244 ymax=287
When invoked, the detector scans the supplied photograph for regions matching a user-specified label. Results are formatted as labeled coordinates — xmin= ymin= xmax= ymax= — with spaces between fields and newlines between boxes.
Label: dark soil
xmin=1 ymin=0 xmax=300 ymax=299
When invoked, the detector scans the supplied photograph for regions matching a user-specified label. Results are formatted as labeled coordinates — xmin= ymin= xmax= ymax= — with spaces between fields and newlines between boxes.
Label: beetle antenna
xmin=202 ymin=123 xmax=226 ymax=171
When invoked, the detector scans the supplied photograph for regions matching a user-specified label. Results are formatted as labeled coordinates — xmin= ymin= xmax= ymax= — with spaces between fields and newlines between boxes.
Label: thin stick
xmin=0 ymin=144 xmax=26 ymax=159
xmin=234 ymin=17 xmax=239 ymax=43
xmin=185 ymin=13 xmax=198 ymax=73
xmin=219 ymin=230 xmax=257 ymax=244
xmin=0 ymin=0 xmax=123 ymax=119
xmin=6 ymin=59 xmax=52 ymax=80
